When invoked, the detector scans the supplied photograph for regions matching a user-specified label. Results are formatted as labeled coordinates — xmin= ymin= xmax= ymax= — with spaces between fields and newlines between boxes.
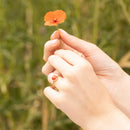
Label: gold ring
xmin=51 ymin=74 xmax=58 ymax=89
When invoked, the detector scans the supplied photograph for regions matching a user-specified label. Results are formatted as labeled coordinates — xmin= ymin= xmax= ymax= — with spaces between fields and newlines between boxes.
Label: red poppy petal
xmin=44 ymin=10 xmax=66 ymax=26
xmin=44 ymin=21 xmax=59 ymax=26
xmin=54 ymin=10 xmax=66 ymax=23
xmin=44 ymin=11 xmax=54 ymax=22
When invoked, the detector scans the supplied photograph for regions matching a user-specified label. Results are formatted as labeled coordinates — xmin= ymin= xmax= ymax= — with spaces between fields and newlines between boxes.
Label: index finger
xmin=48 ymin=55 xmax=72 ymax=77
xmin=43 ymin=39 xmax=60 ymax=61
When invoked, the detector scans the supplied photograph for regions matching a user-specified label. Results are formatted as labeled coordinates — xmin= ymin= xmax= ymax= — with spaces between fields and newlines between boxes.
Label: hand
xmin=44 ymin=49 xmax=114 ymax=129
xmin=44 ymin=49 xmax=130 ymax=130
xmin=42 ymin=29 xmax=130 ymax=117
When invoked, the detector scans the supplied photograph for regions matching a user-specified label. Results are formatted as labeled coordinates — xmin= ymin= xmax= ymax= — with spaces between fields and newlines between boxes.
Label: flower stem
xmin=56 ymin=25 xmax=59 ymax=30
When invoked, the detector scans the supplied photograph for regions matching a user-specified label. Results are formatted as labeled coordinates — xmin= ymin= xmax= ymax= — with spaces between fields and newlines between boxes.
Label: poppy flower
xmin=44 ymin=10 xmax=66 ymax=26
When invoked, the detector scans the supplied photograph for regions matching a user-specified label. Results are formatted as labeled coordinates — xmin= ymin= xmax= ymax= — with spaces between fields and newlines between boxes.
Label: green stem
xmin=56 ymin=25 xmax=59 ymax=30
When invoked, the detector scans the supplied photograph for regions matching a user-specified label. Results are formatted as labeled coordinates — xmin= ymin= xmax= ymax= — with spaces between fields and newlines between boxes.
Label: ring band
xmin=51 ymin=74 xmax=58 ymax=89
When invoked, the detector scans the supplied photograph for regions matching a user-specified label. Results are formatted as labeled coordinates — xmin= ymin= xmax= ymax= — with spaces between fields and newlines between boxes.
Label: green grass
xmin=0 ymin=0 xmax=130 ymax=130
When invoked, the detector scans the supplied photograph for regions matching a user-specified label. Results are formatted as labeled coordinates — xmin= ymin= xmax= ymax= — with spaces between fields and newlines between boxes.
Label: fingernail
xmin=59 ymin=29 xmax=68 ymax=35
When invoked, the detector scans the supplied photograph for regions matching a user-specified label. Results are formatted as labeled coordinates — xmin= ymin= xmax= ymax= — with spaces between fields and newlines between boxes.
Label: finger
xmin=42 ymin=62 xmax=55 ymax=76
xmin=50 ymin=30 xmax=60 ymax=40
xmin=51 ymin=30 xmax=80 ymax=53
xmin=44 ymin=86 xmax=60 ymax=106
xmin=51 ymin=70 xmax=63 ymax=78
xmin=43 ymin=39 xmax=60 ymax=61
xmin=53 ymin=70 xmax=62 ymax=76
xmin=59 ymin=29 xmax=97 ymax=56
xmin=55 ymin=49 xmax=86 ymax=66
xmin=48 ymin=55 xmax=72 ymax=77
xmin=42 ymin=62 xmax=62 ymax=76
xmin=62 ymin=42 xmax=85 ymax=58
xmin=44 ymin=38 xmax=75 ymax=62
xmin=48 ymin=73 xmax=64 ymax=90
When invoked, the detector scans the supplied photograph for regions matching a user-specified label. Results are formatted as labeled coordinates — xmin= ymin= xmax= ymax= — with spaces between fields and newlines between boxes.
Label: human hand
xmin=44 ymin=49 xmax=116 ymax=129
xmin=42 ymin=29 xmax=130 ymax=117
xmin=44 ymin=49 xmax=130 ymax=130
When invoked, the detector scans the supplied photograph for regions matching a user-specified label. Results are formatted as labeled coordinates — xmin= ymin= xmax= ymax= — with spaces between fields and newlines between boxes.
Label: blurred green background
xmin=0 ymin=0 xmax=130 ymax=130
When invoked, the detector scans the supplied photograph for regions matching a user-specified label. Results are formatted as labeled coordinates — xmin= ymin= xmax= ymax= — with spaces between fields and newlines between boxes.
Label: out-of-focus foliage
xmin=0 ymin=0 xmax=130 ymax=130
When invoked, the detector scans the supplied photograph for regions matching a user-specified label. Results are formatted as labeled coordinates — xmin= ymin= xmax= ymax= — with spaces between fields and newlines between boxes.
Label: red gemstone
xmin=51 ymin=86 xmax=56 ymax=89
xmin=52 ymin=75 xmax=58 ymax=80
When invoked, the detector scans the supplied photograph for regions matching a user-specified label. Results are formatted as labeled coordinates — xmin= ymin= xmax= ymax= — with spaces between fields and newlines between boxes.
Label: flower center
xmin=53 ymin=18 xmax=57 ymax=23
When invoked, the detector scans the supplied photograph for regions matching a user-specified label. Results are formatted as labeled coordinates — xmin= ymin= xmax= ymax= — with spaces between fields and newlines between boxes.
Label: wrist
xmin=83 ymin=108 xmax=130 ymax=130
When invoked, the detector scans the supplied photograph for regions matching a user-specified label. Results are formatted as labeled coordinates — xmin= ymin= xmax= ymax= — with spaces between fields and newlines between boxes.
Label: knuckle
xmin=48 ymin=55 xmax=55 ymax=62
xmin=54 ymin=49 xmax=64 ymax=54
xmin=61 ymin=80 xmax=70 ymax=91
xmin=76 ymin=60 xmax=92 ymax=72
xmin=81 ymin=61 xmax=93 ymax=71
xmin=65 ymin=70 xmax=76 ymax=79
xmin=44 ymin=40 xmax=51 ymax=48
xmin=44 ymin=39 xmax=59 ymax=48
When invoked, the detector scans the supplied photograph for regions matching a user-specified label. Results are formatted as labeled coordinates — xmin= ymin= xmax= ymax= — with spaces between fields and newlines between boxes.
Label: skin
xmin=42 ymin=29 xmax=130 ymax=118
xmin=43 ymin=49 xmax=130 ymax=130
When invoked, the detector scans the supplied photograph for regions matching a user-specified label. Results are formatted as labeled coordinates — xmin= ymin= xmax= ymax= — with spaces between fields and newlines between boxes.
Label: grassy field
xmin=0 ymin=0 xmax=130 ymax=130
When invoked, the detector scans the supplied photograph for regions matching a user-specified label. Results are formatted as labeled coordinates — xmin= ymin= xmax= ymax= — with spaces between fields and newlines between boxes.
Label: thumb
xmin=59 ymin=29 xmax=97 ymax=57
xmin=58 ymin=29 xmax=119 ymax=69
